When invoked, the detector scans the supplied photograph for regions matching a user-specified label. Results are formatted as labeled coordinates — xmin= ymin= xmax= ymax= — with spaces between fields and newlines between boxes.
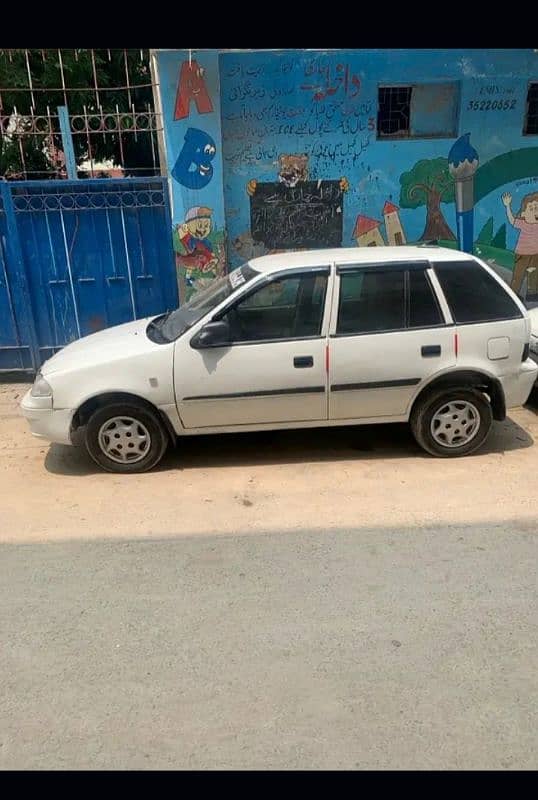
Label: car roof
xmin=248 ymin=246 xmax=473 ymax=273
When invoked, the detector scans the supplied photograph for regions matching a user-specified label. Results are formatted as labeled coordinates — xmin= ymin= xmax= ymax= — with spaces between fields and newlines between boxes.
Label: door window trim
xmin=335 ymin=260 xmax=430 ymax=274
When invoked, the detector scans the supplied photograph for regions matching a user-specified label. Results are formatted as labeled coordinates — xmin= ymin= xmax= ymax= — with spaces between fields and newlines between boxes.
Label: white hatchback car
xmin=21 ymin=246 xmax=537 ymax=473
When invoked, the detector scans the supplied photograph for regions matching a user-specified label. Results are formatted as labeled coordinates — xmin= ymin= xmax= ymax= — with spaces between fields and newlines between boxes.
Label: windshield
xmin=147 ymin=263 xmax=259 ymax=343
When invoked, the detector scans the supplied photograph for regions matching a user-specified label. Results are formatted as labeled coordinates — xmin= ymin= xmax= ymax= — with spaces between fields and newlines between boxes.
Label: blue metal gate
xmin=0 ymin=177 xmax=178 ymax=373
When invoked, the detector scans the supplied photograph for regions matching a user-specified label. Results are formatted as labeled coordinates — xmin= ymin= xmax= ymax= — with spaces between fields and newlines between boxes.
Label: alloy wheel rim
xmin=97 ymin=416 xmax=151 ymax=464
xmin=430 ymin=400 xmax=481 ymax=449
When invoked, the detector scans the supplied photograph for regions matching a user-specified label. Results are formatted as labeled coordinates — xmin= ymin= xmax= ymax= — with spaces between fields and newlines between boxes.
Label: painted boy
xmin=502 ymin=191 xmax=538 ymax=300
xmin=176 ymin=206 xmax=219 ymax=274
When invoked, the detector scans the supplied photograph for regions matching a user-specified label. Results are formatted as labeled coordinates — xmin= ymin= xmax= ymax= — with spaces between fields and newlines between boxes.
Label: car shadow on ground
xmin=44 ymin=409 xmax=536 ymax=477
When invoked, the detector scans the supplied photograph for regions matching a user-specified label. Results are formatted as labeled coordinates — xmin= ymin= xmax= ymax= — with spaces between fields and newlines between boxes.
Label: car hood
xmin=40 ymin=317 xmax=162 ymax=376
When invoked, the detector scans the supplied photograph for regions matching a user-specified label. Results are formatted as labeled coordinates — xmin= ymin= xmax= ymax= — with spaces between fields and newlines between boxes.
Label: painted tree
xmin=491 ymin=223 xmax=507 ymax=249
xmin=476 ymin=217 xmax=494 ymax=245
xmin=399 ymin=157 xmax=456 ymax=241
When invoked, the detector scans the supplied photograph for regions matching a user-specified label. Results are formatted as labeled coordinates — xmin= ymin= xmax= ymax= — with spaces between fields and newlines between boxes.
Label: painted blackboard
xmin=250 ymin=180 xmax=344 ymax=249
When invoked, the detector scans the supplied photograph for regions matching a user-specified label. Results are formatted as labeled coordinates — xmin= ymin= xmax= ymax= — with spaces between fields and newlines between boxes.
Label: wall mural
xmin=448 ymin=133 xmax=479 ymax=251
xmin=171 ymin=127 xmax=217 ymax=190
xmin=399 ymin=157 xmax=456 ymax=243
xmin=343 ymin=131 xmax=538 ymax=303
xmin=501 ymin=191 xmax=538 ymax=299
xmin=174 ymin=59 xmax=214 ymax=120
xmin=246 ymin=153 xmax=349 ymax=250
xmin=173 ymin=206 xmax=226 ymax=299
xmin=158 ymin=51 xmax=226 ymax=302
xmin=156 ymin=49 xmax=538 ymax=303
xmin=353 ymin=202 xmax=407 ymax=247
xmin=220 ymin=52 xmax=376 ymax=269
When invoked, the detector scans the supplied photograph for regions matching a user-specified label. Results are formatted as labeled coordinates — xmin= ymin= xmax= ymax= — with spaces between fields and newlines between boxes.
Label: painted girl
xmin=502 ymin=191 xmax=538 ymax=300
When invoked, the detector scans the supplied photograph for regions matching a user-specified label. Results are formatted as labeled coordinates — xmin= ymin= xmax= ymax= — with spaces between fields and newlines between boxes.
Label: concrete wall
xmin=155 ymin=49 xmax=538 ymax=300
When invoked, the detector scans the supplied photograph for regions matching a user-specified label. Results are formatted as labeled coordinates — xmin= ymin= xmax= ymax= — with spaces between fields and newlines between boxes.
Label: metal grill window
xmin=0 ymin=49 xmax=162 ymax=180
xmin=524 ymin=82 xmax=538 ymax=135
xmin=377 ymin=83 xmax=459 ymax=140
xmin=378 ymin=86 xmax=412 ymax=138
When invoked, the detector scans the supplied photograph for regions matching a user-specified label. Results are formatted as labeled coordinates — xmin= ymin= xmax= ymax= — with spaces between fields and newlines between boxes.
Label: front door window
xmin=220 ymin=272 xmax=328 ymax=343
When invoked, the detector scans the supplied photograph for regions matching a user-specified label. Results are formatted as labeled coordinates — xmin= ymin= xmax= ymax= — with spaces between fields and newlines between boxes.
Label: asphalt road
xmin=1 ymin=523 xmax=536 ymax=770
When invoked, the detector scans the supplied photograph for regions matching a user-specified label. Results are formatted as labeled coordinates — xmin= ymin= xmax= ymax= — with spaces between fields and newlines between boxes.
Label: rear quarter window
xmin=433 ymin=260 xmax=523 ymax=323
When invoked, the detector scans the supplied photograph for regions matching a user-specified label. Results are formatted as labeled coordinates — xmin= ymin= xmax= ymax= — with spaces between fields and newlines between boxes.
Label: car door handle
xmin=294 ymin=356 xmax=314 ymax=368
xmin=421 ymin=345 xmax=441 ymax=357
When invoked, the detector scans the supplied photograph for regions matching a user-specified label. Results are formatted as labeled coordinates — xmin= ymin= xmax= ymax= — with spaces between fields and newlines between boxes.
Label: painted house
xmin=383 ymin=201 xmax=406 ymax=245
xmin=152 ymin=48 xmax=538 ymax=300
xmin=353 ymin=215 xmax=385 ymax=247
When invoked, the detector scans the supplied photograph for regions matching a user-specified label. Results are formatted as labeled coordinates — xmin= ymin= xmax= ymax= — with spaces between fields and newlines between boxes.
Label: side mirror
xmin=190 ymin=319 xmax=231 ymax=349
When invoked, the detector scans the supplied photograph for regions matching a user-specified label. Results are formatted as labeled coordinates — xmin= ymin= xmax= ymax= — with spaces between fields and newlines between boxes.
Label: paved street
xmin=1 ymin=384 xmax=537 ymax=769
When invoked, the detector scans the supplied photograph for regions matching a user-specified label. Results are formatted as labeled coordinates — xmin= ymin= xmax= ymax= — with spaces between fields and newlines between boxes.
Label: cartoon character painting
xmin=176 ymin=206 xmax=219 ymax=273
xmin=277 ymin=153 xmax=309 ymax=187
xmin=247 ymin=153 xmax=349 ymax=196
xmin=171 ymin=128 xmax=217 ymax=189
xmin=242 ymin=152 xmax=349 ymax=253
xmin=174 ymin=206 xmax=225 ymax=301
xmin=501 ymin=191 xmax=538 ymax=300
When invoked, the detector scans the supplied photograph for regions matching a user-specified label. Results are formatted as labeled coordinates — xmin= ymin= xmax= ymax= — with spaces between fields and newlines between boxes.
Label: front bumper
xmin=20 ymin=389 xmax=75 ymax=446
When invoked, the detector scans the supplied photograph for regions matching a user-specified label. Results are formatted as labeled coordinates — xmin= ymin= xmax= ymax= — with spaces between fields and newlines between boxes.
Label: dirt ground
xmin=1 ymin=383 xmax=538 ymax=544
xmin=2 ymin=383 xmax=537 ymax=770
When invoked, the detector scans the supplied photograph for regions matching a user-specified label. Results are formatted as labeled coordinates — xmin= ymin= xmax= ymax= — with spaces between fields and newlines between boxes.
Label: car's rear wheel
xmin=410 ymin=387 xmax=493 ymax=457
xmin=85 ymin=402 xmax=169 ymax=473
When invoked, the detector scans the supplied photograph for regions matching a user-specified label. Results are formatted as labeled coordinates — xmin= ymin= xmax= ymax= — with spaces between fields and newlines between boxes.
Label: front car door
xmin=175 ymin=266 xmax=332 ymax=430
xmin=329 ymin=260 xmax=456 ymax=420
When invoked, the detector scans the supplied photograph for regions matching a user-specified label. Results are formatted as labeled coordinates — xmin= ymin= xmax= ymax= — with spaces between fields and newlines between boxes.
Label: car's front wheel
xmin=410 ymin=387 xmax=493 ymax=457
xmin=85 ymin=402 xmax=169 ymax=473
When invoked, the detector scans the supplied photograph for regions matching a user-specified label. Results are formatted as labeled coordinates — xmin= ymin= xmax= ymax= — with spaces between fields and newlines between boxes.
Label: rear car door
xmin=329 ymin=260 xmax=456 ymax=420
xmin=432 ymin=257 xmax=529 ymax=388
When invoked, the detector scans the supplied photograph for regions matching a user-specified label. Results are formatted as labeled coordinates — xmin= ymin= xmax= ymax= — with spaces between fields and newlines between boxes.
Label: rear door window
xmin=336 ymin=263 xmax=446 ymax=335
xmin=337 ymin=270 xmax=406 ymax=334
xmin=434 ymin=260 xmax=523 ymax=323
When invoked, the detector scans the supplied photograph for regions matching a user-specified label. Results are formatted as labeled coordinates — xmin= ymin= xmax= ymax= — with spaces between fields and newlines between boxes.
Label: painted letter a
xmin=174 ymin=59 xmax=214 ymax=120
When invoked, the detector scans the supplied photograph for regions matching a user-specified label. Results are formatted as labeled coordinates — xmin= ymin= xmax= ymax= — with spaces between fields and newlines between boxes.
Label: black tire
xmin=85 ymin=402 xmax=169 ymax=473
xmin=410 ymin=387 xmax=493 ymax=458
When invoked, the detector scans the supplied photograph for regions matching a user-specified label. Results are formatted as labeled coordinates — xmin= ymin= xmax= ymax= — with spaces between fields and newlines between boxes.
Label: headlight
xmin=530 ymin=335 xmax=538 ymax=356
xmin=31 ymin=374 xmax=53 ymax=398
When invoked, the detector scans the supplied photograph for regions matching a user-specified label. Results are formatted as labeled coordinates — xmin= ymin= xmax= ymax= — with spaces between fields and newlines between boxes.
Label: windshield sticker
xmin=229 ymin=270 xmax=246 ymax=289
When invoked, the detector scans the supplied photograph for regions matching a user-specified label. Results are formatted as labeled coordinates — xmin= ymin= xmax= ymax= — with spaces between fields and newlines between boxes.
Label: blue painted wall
xmin=156 ymin=49 xmax=538 ymax=298
xmin=157 ymin=50 xmax=226 ymax=301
